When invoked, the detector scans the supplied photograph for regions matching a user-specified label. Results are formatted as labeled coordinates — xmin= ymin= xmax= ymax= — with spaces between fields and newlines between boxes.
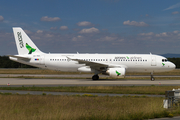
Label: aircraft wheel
xmin=151 ymin=77 xmax=155 ymax=81
xmin=92 ymin=75 xmax=99 ymax=80
xmin=150 ymin=72 xmax=155 ymax=81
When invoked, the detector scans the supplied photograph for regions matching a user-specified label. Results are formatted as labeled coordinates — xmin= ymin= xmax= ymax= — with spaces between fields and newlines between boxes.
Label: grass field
xmin=0 ymin=69 xmax=180 ymax=119
xmin=0 ymin=94 xmax=177 ymax=120
xmin=0 ymin=86 xmax=179 ymax=95
xmin=0 ymin=68 xmax=180 ymax=75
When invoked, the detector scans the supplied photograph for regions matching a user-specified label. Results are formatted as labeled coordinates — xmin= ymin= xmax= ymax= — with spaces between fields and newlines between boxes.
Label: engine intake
xmin=106 ymin=68 xmax=126 ymax=78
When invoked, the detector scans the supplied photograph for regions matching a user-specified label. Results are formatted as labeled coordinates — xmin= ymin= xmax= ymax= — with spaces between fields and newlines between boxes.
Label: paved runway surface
xmin=151 ymin=116 xmax=180 ymax=120
xmin=0 ymin=77 xmax=180 ymax=86
xmin=1 ymin=74 xmax=180 ymax=78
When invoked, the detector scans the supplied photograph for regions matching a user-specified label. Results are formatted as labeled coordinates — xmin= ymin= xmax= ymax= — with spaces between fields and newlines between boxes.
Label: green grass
xmin=0 ymin=86 xmax=179 ymax=95
xmin=0 ymin=69 xmax=180 ymax=75
xmin=0 ymin=94 xmax=177 ymax=120
xmin=0 ymin=69 xmax=88 ymax=74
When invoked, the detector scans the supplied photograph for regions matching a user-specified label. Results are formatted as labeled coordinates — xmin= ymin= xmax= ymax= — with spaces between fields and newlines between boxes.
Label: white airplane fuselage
xmin=9 ymin=27 xmax=176 ymax=80
xmin=10 ymin=53 xmax=175 ymax=73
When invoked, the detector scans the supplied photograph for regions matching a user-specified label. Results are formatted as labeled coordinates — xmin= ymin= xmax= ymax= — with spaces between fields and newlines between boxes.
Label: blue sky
xmin=1 ymin=0 xmax=180 ymax=55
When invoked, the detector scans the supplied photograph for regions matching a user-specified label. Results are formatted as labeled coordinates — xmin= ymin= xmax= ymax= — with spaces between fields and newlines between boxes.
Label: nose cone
xmin=170 ymin=62 xmax=176 ymax=69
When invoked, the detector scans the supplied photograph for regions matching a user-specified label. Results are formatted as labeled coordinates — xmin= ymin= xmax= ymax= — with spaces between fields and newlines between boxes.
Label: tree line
xmin=0 ymin=56 xmax=180 ymax=68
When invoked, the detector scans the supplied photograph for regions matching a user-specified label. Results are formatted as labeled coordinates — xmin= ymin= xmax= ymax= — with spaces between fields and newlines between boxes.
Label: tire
xmin=92 ymin=75 xmax=99 ymax=80
xmin=151 ymin=77 xmax=155 ymax=81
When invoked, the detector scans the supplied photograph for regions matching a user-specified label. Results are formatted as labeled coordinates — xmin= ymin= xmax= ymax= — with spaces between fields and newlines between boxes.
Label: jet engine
xmin=78 ymin=66 xmax=93 ymax=72
xmin=106 ymin=68 xmax=126 ymax=78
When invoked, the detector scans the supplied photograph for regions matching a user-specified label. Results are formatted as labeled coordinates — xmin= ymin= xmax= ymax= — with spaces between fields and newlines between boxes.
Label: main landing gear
xmin=92 ymin=74 xmax=99 ymax=80
xmin=151 ymin=72 xmax=155 ymax=81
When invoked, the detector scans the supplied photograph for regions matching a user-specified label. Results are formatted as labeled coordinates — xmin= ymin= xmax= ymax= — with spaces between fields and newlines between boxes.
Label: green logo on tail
xmin=26 ymin=43 xmax=36 ymax=54
xmin=116 ymin=71 xmax=121 ymax=76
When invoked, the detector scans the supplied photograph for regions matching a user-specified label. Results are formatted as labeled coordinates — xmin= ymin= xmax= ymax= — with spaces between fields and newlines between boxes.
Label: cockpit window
xmin=162 ymin=59 xmax=168 ymax=62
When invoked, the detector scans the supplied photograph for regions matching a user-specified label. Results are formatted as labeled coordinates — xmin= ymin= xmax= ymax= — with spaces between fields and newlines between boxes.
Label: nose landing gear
xmin=151 ymin=72 xmax=155 ymax=81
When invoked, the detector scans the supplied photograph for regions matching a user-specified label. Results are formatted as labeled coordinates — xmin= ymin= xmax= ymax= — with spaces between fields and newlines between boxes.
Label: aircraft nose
xmin=170 ymin=62 xmax=176 ymax=69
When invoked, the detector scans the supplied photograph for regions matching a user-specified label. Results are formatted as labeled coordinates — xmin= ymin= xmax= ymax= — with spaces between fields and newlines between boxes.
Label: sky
xmin=1 ymin=0 xmax=180 ymax=55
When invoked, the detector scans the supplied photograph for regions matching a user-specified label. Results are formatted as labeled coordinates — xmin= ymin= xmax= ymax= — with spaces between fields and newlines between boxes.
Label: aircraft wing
xmin=67 ymin=57 xmax=126 ymax=71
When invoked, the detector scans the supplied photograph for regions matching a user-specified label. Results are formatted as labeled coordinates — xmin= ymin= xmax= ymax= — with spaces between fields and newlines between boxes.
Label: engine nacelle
xmin=78 ymin=66 xmax=93 ymax=73
xmin=106 ymin=68 xmax=126 ymax=78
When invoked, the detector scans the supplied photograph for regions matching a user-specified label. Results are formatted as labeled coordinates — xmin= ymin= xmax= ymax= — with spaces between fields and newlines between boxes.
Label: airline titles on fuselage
xmin=114 ymin=56 xmax=142 ymax=60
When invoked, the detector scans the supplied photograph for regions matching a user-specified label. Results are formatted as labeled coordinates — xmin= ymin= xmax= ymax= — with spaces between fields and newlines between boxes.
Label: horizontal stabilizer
xmin=8 ymin=55 xmax=31 ymax=61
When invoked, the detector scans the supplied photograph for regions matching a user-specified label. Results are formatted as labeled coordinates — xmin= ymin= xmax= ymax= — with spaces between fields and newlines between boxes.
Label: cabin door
xmin=151 ymin=56 xmax=156 ymax=66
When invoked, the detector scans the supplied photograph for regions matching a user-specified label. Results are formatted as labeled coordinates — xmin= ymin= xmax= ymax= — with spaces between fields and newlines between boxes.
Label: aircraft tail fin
xmin=13 ymin=27 xmax=43 ymax=55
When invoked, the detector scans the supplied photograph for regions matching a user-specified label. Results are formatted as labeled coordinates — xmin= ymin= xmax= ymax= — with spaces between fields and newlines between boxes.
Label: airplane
xmin=9 ymin=27 xmax=176 ymax=81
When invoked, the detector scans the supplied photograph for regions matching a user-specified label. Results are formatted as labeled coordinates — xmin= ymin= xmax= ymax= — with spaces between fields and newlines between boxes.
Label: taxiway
xmin=0 ymin=77 xmax=180 ymax=86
